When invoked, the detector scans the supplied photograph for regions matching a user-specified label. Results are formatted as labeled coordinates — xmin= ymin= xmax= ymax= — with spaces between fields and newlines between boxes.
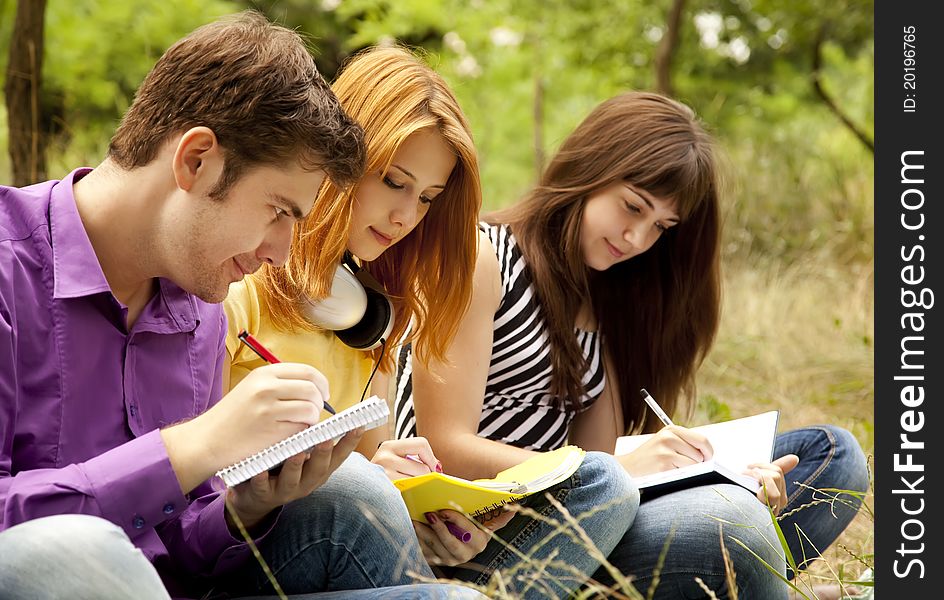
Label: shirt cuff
xmin=82 ymin=429 xmax=188 ymax=538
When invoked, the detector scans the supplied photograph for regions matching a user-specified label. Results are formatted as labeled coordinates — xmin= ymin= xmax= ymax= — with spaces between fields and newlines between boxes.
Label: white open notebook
xmin=615 ymin=410 xmax=780 ymax=498
xmin=216 ymin=395 xmax=389 ymax=487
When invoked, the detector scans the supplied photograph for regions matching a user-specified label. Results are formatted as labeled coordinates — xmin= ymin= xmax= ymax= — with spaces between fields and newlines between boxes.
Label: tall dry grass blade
xmin=769 ymin=505 xmax=798 ymax=575
xmin=778 ymin=484 xmax=867 ymax=522
xmin=706 ymin=487 xmax=789 ymax=563
xmin=516 ymin=547 xmax=563 ymax=597
xmin=718 ymin=523 xmax=738 ymax=600
xmin=835 ymin=542 xmax=874 ymax=571
xmin=358 ymin=500 xmax=445 ymax=584
xmin=478 ymin=566 xmax=510 ymax=599
xmin=573 ymin=582 xmax=639 ymax=600
xmin=224 ymin=497 xmax=287 ymax=600
xmin=517 ymin=493 xmax=642 ymax=598
xmin=792 ymin=522 xmax=857 ymax=596
xmin=492 ymin=503 xmax=587 ymax=597
xmin=727 ymin=536 xmax=809 ymax=599
xmin=644 ymin=524 xmax=676 ymax=600
xmin=694 ymin=577 xmax=721 ymax=600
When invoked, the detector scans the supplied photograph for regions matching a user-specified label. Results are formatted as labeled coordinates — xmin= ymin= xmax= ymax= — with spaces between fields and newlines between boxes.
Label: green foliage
xmin=329 ymin=0 xmax=666 ymax=206
xmin=697 ymin=394 xmax=732 ymax=424
xmin=1 ymin=0 xmax=873 ymax=267
xmin=1 ymin=0 xmax=239 ymax=175
xmin=300 ymin=0 xmax=874 ymax=266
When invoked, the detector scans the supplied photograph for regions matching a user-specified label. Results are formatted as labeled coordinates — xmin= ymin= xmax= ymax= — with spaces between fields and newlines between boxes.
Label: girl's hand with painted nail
xmin=413 ymin=508 xmax=514 ymax=567
xmin=370 ymin=437 xmax=443 ymax=481
xmin=370 ymin=436 xmax=515 ymax=566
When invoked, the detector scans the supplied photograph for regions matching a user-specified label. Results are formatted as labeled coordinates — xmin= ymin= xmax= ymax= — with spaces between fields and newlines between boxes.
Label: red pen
xmin=238 ymin=330 xmax=281 ymax=364
xmin=237 ymin=330 xmax=337 ymax=415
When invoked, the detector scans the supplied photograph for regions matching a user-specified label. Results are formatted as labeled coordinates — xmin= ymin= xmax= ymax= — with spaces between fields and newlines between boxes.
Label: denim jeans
xmin=774 ymin=425 xmax=869 ymax=578
xmin=0 ymin=514 xmax=172 ymax=600
xmin=211 ymin=452 xmax=484 ymax=599
xmin=444 ymin=451 xmax=640 ymax=600
xmin=594 ymin=425 xmax=869 ymax=599
xmin=0 ymin=455 xmax=483 ymax=600
xmin=597 ymin=483 xmax=788 ymax=599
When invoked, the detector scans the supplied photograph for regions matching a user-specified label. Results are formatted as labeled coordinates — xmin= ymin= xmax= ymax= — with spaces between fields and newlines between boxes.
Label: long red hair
xmin=255 ymin=46 xmax=481 ymax=371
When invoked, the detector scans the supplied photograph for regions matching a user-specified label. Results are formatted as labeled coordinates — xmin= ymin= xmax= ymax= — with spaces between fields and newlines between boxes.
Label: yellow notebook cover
xmin=394 ymin=445 xmax=586 ymax=521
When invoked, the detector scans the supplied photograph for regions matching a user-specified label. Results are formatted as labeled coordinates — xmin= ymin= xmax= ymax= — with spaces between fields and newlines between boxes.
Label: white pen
xmin=640 ymin=388 xmax=674 ymax=427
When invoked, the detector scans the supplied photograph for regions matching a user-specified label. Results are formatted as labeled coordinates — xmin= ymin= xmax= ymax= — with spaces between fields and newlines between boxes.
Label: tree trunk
xmin=530 ymin=14 xmax=545 ymax=179
xmin=533 ymin=74 xmax=545 ymax=177
xmin=5 ymin=0 xmax=48 ymax=186
xmin=655 ymin=0 xmax=686 ymax=97
xmin=811 ymin=23 xmax=874 ymax=154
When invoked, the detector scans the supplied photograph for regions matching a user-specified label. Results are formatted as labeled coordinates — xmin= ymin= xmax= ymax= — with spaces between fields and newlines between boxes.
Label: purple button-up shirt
xmin=1 ymin=169 xmax=255 ymax=596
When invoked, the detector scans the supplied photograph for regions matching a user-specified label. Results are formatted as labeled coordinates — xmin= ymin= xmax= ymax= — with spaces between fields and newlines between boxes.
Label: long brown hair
xmin=487 ymin=92 xmax=721 ymax=432
xmin=256 ymin=46 xmax=481 ymax=371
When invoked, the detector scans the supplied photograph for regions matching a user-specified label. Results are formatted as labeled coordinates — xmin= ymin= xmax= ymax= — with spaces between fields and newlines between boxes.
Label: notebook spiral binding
xmin=472 ymin=502 xmax=510 ymax=522
xmin=216 ymin=396 xmax=389 ymax=487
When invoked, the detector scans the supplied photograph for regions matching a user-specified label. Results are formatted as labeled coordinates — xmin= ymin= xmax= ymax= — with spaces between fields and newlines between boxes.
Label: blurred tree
xmin=243 ymin=0 xmax=356 ymax=80
xmin=4 ymin=0 xmax=47 ymax=186
xmin=811 ymin=21 xmax=872 ymax=153
xmin=655 ymin=0 xmax=686 ymax=96
xmin=675 ymin=0 xmax=873 ymax=142
xmin=0 ymin=0 xmax=873 ymax=262
xmin=42 ymin=1 xmax=239 ymax=162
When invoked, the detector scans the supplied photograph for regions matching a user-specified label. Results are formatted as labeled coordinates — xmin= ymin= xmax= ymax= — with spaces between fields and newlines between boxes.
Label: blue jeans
xmin=0 ymin=514 xmax=172 ymax=600
xmin=211 ymin=452 xmax=483 ymax=599
xmin=444 ymin=451 xmax=640 ymax=600
xmin=598 ymin=483 xmax=788 ymax=599
xmin=595 ymin=425 xmax=869 ymax=598
xmin=0 ymin=455 xmax=482 ymax=600
xmin=774 ymin=425 xmax=869 ymax=578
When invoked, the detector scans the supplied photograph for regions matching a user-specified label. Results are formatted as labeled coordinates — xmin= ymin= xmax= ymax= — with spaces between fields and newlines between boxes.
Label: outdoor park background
xmin=1 ymin=0 xmax=874 ymax=593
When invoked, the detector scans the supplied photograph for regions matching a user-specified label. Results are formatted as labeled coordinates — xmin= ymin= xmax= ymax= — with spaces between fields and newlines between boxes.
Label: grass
xmin=698 ymin=251 xmax=874 ymax=592
xmin=421 ymin=481 xmax=873 ymax=599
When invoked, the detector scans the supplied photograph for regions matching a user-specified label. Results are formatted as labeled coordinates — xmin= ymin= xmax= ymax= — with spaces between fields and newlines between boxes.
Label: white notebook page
xmin=615 ymin=410 xmax=780 ymax=491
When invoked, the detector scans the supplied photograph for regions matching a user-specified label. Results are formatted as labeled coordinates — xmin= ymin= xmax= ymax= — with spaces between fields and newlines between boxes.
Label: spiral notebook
xmin=216 ymin=395 xmax=390 ymax=487
xmin=393 ymin=445 xmax=585 ymax=522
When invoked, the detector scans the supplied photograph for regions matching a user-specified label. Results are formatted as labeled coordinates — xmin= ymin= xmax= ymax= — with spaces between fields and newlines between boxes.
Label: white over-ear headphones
xmin=301 ymin=253 xmax=395 ymax=351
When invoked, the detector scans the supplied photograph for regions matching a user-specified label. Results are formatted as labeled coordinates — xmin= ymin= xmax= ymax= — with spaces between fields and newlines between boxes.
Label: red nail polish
xmin=424 ymin=512 xmax=438 ymax=524
xmin=435 ymin=461 xmax=443 ymax=473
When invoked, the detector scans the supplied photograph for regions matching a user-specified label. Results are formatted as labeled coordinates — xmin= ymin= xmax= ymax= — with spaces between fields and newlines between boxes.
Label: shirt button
xmin=129 ymin=405 xmax=137 ymax=417
xmin=132 ymin=515 xmax=145 ymax=529
xmin=163 ymin=503 xmax=175 ymax=515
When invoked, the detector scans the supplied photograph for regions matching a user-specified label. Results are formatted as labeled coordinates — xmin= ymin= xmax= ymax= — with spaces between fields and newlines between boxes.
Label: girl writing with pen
xmin=222 ymin=46 xmax=638 ymax=597
xmin=395 ymin=92 xmax=869 ymax=599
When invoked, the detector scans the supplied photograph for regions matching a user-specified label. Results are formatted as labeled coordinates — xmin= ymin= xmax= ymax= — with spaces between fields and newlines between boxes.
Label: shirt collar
xmin=49 ymin=168 xmax=200 ymax=334
xmin=136 ymin=278 xmax=200 ymax=334
xmin=50 ymin=168 xmax=111 ymax=299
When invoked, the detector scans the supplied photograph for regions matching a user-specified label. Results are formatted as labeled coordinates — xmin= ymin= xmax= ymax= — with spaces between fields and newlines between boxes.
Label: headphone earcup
xmin=334 ymin=286 xmax=394 ymax=350
xmin=302 ymin=264 xmax=368 ymax=331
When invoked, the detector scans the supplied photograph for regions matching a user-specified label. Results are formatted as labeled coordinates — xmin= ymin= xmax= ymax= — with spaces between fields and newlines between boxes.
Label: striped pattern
xmin=394 ymin=223 xmax=606 ymax=451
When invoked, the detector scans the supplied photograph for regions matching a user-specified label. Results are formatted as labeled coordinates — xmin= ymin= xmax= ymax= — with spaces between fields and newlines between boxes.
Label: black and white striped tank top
xmin=394 ymin=223 xmax=606 ymax=452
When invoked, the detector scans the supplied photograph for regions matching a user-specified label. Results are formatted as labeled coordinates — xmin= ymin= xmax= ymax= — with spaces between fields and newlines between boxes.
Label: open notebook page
xmin=614 ymin=410 xmax=780 ymax=493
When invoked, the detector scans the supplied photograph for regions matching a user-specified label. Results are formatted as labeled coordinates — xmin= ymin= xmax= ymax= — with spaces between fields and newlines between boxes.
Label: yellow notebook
xmin=394 ymin=445 xmax=586 ymax=521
